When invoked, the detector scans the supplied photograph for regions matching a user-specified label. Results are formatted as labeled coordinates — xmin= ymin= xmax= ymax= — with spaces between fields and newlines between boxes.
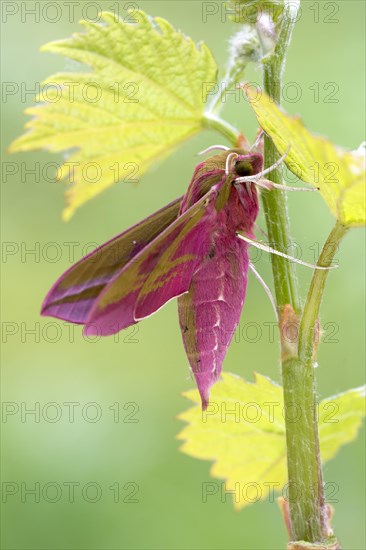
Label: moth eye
xmin=235 ymin=161 xmax=253 ymax=177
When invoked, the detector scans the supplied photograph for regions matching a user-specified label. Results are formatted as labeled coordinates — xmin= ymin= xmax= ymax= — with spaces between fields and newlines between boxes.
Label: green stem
xmin=261 ymin=1 xmax=300 ymax=312
xmin=262 ymin=134 xmax=300 ymax=310
xmin=282 ymin=356 xmax=326 ymax=542
xmin=203 ymin=113 xmax=240 ymax=146
xmin=259 ymin=1 xmax=334 ymax=544
xmin=211 ymin=4 xmax=344 ymax=543
xmin=298 ymin=221 xmax=348 ymax=363
xmin=284 ymin=222 xmax=347 ymax=544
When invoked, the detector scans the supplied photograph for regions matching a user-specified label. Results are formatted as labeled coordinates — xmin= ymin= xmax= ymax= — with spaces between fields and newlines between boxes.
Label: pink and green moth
xmin=41 ymin=145 xmax=317 ymax=409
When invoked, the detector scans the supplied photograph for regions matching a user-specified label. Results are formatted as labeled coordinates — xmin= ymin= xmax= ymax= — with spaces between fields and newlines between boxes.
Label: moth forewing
xmin=83 ymin=187 xmax=219 ymax=336
xmin=42 ymin=148 xmax=265 ymax=409
xmin=41 ymin=197 xmax=183 ymax=324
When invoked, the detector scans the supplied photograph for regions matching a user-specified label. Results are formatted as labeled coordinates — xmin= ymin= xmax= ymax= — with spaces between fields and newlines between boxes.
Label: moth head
xmin=230 ymin=153 xmax=263 ymax=202
xmin=233 ymin=160 xmax=256 ymax=198
xmin=234 ymin=159 xmax=255 ymax=177
xmin=224 ymin=150 xmax=263 ymax=177
xmin=236 ymin=152 xmax=264 ymax=176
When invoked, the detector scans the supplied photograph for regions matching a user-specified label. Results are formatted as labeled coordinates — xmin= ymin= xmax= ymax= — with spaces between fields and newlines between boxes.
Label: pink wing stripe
xmin=85 ymin=188 xmax=219 ymax=336
xmin=134 ymin=222 xmax=211 ymax=319
xmin=41 ymin=197 xmax=182 ymax=323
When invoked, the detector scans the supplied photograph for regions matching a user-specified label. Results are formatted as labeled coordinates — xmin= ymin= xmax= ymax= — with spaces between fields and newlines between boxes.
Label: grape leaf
xmin=9 ymin=10 xmax=218 ymax=220
xmin=319 ymin=385 xmax=366 ymax=462
xmin=177 ymin=373 xmax=365 ymax=509
xmin=244 ymin=85 xmax=366 ymax=227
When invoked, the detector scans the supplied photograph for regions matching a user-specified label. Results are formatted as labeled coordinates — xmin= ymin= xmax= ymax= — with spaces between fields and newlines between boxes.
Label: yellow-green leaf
xmin=177 ymin=373 xmax=365 ymax=509
xmin=319 ymin=385 xmax=365 ymax=462
xmin=9 ymin=11 xmax=218 ymax=220
xmin=245 ymin=86 xmax=366 ymax=227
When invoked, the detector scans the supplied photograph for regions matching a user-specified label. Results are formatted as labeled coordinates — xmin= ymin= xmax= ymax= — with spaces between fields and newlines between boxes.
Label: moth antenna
xmin=236 ymin=146 xmax=291 ymax=182
xmin=253 ymin=178 xmax=318 ymax=193
xmin=225 ymin=152 xmax=239 ymax=175
xmin=249 ymin=263 xmax=278 ymax=322
xmin=198 ymin=144 xmax=230 ymax=156
xmin=250 ymin=130 xmax=264 ymax=151
xmin=237 ymin=234 xmax=338 ymax=271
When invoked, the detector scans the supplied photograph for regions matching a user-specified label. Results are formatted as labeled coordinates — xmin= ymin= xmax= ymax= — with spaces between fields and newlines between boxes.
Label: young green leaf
xmin=177 ymin=373 xmax=365 ymax=509
xmin=319 ymin=386 xmax=366 ymax=462
xmin=9 ymin=11 xmax=218 ymax=220
xmin=244 ymin=86 xmax=366 ymax=227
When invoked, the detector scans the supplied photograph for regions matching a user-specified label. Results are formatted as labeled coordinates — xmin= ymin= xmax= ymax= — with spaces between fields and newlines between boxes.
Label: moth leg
xmin=254 ymin=223 xmax=269 ymax=240
xmin=235 ymin=145 xmax=318 ymax=192
xmin=250 ymin=130 xmax=264 ymax=152
xmin=253 ymin=178 xmax=318 ymax=193
xmin=236 ymin=146 xmax=290 ymax=182
xmin=238 ymin=234 xmax=338 ymax=271
xmin=249 ymin=263 xmax=278 ymax=322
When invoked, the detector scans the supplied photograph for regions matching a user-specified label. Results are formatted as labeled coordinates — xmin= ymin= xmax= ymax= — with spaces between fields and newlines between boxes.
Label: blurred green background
xmin=1 ymin=1 xmax=365 ymax=548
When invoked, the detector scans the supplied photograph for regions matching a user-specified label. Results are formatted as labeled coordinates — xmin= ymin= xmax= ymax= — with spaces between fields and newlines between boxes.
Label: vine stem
xmin=258 ymin=0 xmax=336 ymax=545
xmin=261 ymin=1 xmax=301 ymax=312
xmin=207 ymin=2 xmax=345 ymax=544
xmin=298 ymin=221 xmax=348 ymax=363
xmin=283 ymin=222 xmax=347 ymax=546
xmin=203 ymin=113 xmax=241 ymax=146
